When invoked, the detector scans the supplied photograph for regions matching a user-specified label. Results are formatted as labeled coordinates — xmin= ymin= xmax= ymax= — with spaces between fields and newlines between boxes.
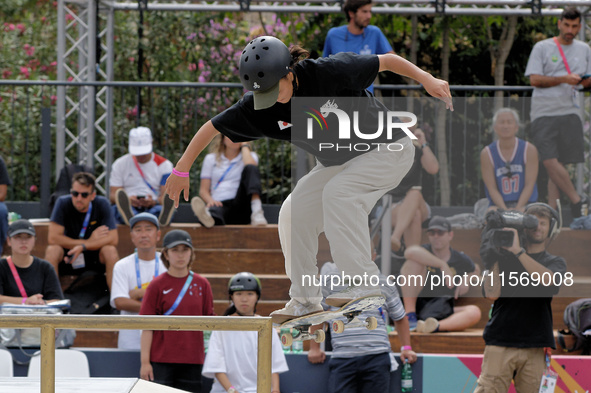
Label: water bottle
xmin=401 ymin=360 xmax=413 ymax=392
xmin=203 ymin=330 xmax=211 ymax=353
xmin=291 ymin=330 xmax=303 ymax=354
xmin=280 ymin=328 xmax=292 ymax=353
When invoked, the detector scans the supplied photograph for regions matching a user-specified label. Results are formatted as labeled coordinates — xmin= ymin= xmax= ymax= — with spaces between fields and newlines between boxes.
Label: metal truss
xmin=56 ymin=0 xmax=590 ymax=196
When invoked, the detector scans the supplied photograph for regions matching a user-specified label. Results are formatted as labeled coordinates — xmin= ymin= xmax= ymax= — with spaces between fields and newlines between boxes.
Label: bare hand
xmin=441 ymin=265 xmax=455 ymax=289
xmin=140 ymin=363 xmax=154 ymax=381
xmin=422 ymin=75 xmax=454 ymax=111
xmin=88 ymin=225 xmax=109 ymax=241
xmin=501 ymin=227 xmax=521 ymax=255
xmin=307 ymin=348 xmax=326 ymax=364
xmin=65 ymin=245 xmax=83 ymax=264
xmin=564 ymin=73 xmax=583 ymax=85
xmin=206 ymin=200 xmax=223 ymax=208
xmin=25 ymin=294 xmax=46 ymax=305
xmin=401 ymin=350 xmax=417 ymax=364
xmin=129 ymin=288 xmax=146 ymax=301
xmin=414 ymin=128 xmax=427 ymax=145
xmin=164 ymin=174 xmax=190 ymax=209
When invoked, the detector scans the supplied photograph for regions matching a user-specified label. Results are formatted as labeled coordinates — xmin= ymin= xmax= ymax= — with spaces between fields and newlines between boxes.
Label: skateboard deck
xmin=278 ymin=295 xmax=386 ymax=345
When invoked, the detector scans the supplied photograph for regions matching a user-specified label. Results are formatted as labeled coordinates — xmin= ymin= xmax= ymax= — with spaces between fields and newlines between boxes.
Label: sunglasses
xmin=70 ymin=190 xmax=91 ymax=198
xmin=427 ymin=229 xmax=448 ymax=237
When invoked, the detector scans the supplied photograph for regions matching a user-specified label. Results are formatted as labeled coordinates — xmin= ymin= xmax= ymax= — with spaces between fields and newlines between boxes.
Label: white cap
xmin=129 ymin=127 xmax=153 ymax=156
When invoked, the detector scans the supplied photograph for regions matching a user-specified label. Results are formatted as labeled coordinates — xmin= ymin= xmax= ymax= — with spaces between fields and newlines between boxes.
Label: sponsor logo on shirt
xmin=163 ymin=288 xmax=173 ymax=294
xmin=551 ymin=55 xmax=559 ymax=62
xmin=278 ymin=121 xmax=292 ymax=130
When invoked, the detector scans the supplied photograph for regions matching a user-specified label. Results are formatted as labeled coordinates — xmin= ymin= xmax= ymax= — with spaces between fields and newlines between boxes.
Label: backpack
xmin=63 ymin=270 xmax=111 ymax=315
xmin=557 ymin=298 xmax=591 ymax=355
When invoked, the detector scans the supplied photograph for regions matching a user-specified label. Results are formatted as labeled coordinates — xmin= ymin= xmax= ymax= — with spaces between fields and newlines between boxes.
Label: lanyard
xmin=213 ymin=161 xmax=237 ymax=191
xmin=132 ymin=156 xmax=158 ymax=194
xmin=6 ymin=257 xmax=28 ymax=298
xmin=134 ymin=252 xmax=160 ymax=289
xmin=553 ymin=37 xmax=571 ymax=74
xmin=78 ymin=202 xmax=93 ymax=239
xmin=164 ymin=272 xmax=194 ymax=315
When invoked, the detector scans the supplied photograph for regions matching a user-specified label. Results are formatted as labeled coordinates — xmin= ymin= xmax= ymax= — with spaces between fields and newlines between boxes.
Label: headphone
xmin=524 ymin=202 xmax=562 ymax=240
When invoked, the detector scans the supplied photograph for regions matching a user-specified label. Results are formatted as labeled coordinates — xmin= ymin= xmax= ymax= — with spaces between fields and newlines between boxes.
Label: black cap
xmin=427 ymin=216 xmax=451 ymax=232
xmin=162 ymin=229 xmax=193 ymax=249
xmin=8 ymin=219 xmax=36 ymax=237
xmin=129 ymin=212 xmax=160 ymax=229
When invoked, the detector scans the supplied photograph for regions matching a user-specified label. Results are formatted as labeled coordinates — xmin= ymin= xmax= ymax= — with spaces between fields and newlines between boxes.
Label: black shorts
xmin=58 ymin=249 xmax=103 ymax=276
xmin=529 ymin=114 xmax=584 ymax=164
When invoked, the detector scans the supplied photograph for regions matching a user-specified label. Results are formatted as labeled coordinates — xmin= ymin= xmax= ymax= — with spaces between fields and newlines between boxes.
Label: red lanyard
xmin=553 ymin=37 xmax=571 ymax=74
xmin=132 ymin=156 xmax=158 ymax=194
xmin=6 ymin=257 xmax=28 ymax=298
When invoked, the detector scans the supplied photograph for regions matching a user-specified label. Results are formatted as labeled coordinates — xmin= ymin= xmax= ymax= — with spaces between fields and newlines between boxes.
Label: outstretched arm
xmin=164 ymin=120 xmax=220 ymax=208
xmin=378 ymin=54 xmax=453 ymax=111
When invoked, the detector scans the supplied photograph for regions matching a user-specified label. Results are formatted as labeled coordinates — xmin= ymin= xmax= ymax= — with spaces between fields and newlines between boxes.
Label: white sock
xmin=251 ymin=198 xmax=262 ymax=212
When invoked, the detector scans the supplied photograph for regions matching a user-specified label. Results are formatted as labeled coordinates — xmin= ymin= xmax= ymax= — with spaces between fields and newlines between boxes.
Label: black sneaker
xmin=158 ymin=195 xmax=176 ymax=226
xmin=115 ymin=189 xmax=134 ymax=226
xmin=571 ymin=195 xmax=589 ymax=218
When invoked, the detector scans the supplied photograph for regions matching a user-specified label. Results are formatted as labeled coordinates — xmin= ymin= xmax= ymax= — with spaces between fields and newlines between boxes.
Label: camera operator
xmin=474 ymin=203 xmax=567 ymax=393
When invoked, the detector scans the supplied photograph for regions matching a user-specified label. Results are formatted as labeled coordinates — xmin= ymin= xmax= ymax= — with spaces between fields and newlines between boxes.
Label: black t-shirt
xmin=483 ymin=251 xmax=567 ymax=348
xmin=418 ymin=244 xmax=477 ymax=299
xmin=0 ymin=156 xmax=12 ymax=186
xmin=0 ymin=257 xmax=64 ymax=300
xmin=389 ymin=144 xmax=423 ymax=200
xmin=211 ymin=53 xmax=407 ymax=166
xmin=50 ymin=195 xmax=117 ymax=240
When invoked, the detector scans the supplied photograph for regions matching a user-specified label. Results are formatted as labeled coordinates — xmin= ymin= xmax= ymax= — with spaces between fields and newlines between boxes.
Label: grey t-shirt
xmin=525 ymin=38 xmax=591 ymax=121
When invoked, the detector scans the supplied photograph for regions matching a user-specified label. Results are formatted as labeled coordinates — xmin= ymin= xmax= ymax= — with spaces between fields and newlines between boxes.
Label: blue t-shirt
xmin=323 ymin=25 xmax=393 ymax=93
xmin=483 ymin=138 xmax=538 ymax=206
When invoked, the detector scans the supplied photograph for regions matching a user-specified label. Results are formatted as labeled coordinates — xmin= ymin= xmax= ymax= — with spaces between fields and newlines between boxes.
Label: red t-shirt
xmin=140 ymin=272 xmax=215 ymax=364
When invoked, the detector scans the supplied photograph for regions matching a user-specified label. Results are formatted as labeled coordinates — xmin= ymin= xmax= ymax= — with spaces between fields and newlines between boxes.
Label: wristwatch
xmin=514 ymin=248 xmax=526 ymax=258
xmin=227 ymin=387 xmax=237 ymax=393
xmin=241 ymin=144 xmax=251 ymax=150
xmin=421 ymin=142 xmax=429 ymax=149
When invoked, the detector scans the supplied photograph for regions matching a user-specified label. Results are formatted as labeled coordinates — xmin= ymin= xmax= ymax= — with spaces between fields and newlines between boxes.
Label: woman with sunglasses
xmin=480 ymin=108 xmax=539 ymax=212
xmin=165 ymin=36 xmax=452 ymax=321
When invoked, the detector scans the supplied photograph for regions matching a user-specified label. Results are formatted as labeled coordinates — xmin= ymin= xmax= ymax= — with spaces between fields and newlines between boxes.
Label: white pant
xmin=278 ymin=137 xmax=415 ymax=302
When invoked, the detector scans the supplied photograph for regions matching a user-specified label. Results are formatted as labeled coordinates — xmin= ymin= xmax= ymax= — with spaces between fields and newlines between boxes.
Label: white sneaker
xmin=416 ymin=317 xmax=439 ymax=333
xmin=270 ymin=299 xmax=323 ymax=324
xmin=190 ymin=197 xmax=214 ymax=228
xmin=325 ymin=285 xmax=383 ymax=308
xmin=250 ymin=209 xmax=268 ymax=226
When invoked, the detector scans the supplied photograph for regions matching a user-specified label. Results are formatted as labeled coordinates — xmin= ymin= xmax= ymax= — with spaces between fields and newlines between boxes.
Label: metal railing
xmin=0 ymin=314 xmax=273 ymax=393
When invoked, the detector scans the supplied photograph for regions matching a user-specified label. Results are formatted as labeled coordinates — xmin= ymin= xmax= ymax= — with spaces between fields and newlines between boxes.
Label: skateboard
xmin=278 ymin=295 xmax=386 ymax=345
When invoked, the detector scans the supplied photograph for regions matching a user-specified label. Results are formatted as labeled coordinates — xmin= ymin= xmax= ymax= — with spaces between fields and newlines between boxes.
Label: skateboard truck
xmin=281 ymin=326 xmax=326 ymax=346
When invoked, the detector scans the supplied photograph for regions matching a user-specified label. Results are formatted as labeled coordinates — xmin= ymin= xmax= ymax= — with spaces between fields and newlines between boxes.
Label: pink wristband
xmin=401 ymin=345 xmax=412 ymax=351
xmin=22 ymin=297 xmax=27 ymax=305
xmin=172 ymin=168 xmax=189 ymax=178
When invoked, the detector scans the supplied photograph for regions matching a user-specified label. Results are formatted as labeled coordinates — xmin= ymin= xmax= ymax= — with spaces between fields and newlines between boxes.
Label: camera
xmin=137 ymin=195 xmax=146 ymax=199
xmin=485 ymin=210 xmax=538 ymax=248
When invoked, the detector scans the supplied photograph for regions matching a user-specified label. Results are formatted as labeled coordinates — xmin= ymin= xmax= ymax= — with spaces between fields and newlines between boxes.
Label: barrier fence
xmin=0 ymin=314 xmax=273 ymax=393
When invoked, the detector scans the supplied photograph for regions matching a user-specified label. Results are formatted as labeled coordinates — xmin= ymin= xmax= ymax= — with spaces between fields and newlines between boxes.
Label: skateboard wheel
xmin=281 ymin=332 xmax=293 ymax=347
xmin=314 ymin=329 xmax=326 ymax=343
xmin=366 ymin=317 xmax=378 ymax=330
xmin=332 ymin=320 xmax=345 ymax=334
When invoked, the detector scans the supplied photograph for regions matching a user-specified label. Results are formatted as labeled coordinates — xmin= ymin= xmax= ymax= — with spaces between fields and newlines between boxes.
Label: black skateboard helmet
xmin=228 ymin=272 xmax=262 ymax=299
xmin=239 ymin=36 xmax=290 ymax=110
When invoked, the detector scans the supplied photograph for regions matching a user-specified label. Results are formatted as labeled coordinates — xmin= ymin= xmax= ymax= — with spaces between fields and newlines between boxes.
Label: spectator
xmin=0 ymin=219 xmax=63 ymax=304
xmin=110 ymin=127 xmax=176 ymax=226
xmin=307 ymin=261 xmax=417 ymax=393
xmin=481 ymin=108 xmax=539 ymax=212
xmin=45 ymin=172 xmax=119 ymax=290
xmin=323 ymin=0 xmax=394 ymax=94
xmin=110 ymin=212 xmax=166 ymax=350
xmin=475 ymin=203 xmax=566 ymax=391
xmin=525 ymin=7 xmax=591 ymax=218
xmin=401 ymin=216 xmax=482 ymax=332
xmin=191 ymin=134 xmax=267 ymax=228
xmin=140 ymin=229 xmax=215 ymax=393
xmin=389 ymin=120 xmax=439 ymax=254
xmin=202 ymin=272 xmax=288 ymax=393
xmin=0 ymin=155 xmax=11 ymax=257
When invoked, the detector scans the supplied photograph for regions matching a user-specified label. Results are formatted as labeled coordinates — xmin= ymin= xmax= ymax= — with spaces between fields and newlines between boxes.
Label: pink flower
xmin=5 ymin=23 xmax=15 ymax=32
xmin=2 ymin=70 xmax=12 ymax=79
xmin=29 ymin=185 xmax=38 ymax=193
xmin=128 ymin=57 xmax=135 ymax=63
xmin=65 ymin=14 xmax=74 ymax=22
xmin=188 ymin=63 xmax=197 ymax=71
xmin=67 ymin=76 xmax=73 ymax=81
xmin=41 ymin=17 xmax=46 ymax=23
xmin=50 ymin=61 xmax=57 ymax=66
xmin=16 ymin=24 xmax=25 ymax=34
xmin=50 ymin=95 xmax=57 ymax=105
xmin=19 ymin=66 xmax=30 ymax=79
xmin=24 ymin=44 xmax=35 ymax=57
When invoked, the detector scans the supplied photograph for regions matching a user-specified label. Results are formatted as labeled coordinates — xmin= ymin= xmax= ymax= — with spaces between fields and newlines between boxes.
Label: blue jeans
xmin=111 ymin=204 xmax=162 ymax=225
xmin=0 ymin=202 xmax=8 ymax=256
xmin=328 ymin=352 xmax=391 ymax=393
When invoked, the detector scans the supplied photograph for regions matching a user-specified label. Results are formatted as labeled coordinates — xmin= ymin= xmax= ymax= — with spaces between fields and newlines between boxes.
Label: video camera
xmin=485 ymin=210 xmax=538 ymax=248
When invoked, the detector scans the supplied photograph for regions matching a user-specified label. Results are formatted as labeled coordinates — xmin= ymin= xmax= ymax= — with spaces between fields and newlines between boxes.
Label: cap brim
xmin=253 ymin=83 xmax=280 ymax=110
xmin=428 ymin=225 xmax=449 ymax=232
xmin=129 ymin=144 xmax=152 ymax=156
xmin=9 ymin=229 xmax=36 ymax=237
xmin=165 ymin=240 xmax=193 ymax=249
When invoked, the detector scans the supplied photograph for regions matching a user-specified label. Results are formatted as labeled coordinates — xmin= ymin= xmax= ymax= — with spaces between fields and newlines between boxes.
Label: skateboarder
xmin=164 ymin=36 xmax=453 ymax=322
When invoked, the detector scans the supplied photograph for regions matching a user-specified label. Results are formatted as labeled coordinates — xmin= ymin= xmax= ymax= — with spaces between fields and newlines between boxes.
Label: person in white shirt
xmin=202 ymin=272 xmax=288 ymax=393
xmin=110 ymin=127 xmax=176 ymax=227
xmin=191 ymin=134 xmax=267 ymax=228
xmin=110 ymin=212 xmax=166 ymax=349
